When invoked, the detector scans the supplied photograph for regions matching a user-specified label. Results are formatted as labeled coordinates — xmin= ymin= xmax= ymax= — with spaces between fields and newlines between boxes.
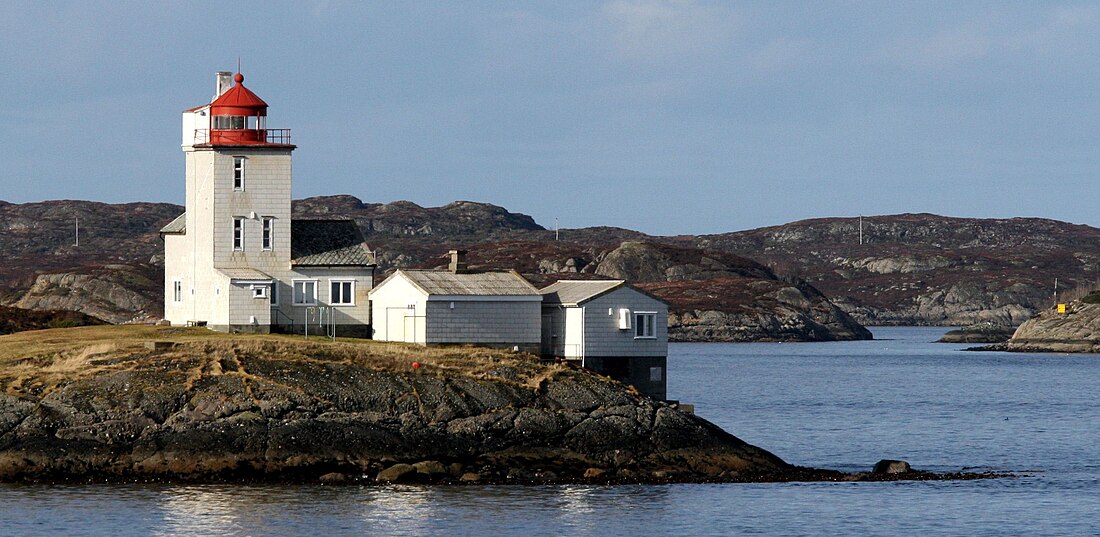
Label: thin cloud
xmin=875 ymin=29 xmax=992 ymax=70
xmin=602 ymin=0 xmax=737 ymax=62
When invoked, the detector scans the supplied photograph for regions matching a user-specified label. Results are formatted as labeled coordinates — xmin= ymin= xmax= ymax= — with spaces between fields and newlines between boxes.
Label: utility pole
xmin=75 ymin=217 xmax=79 ymax=247
xmin=858 ymin=215 xmax=863 ymax=245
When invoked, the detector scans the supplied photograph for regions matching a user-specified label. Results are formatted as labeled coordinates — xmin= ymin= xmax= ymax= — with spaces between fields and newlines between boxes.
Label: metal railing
xmin=192 ymin=129 xmax=292 ymax=145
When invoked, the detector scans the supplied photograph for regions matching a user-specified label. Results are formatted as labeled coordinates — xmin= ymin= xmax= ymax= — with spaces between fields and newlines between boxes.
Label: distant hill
xmin=5 ymin=198 xmax=1094 ymax=336
xmin=673 ymin=214 xmax=1100 ymax=325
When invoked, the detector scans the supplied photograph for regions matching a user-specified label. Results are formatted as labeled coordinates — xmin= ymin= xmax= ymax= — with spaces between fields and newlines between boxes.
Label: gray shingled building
xmin=367 ymin=251 xmax=543 ymax=352
xmin=540 ymin=280 xmax=669 ymax=400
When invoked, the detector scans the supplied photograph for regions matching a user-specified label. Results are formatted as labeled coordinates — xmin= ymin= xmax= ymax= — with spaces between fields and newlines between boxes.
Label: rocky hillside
xmin=0 ymin=326 xmax=842 ymax=484
xmin=6 ymin=198 xmax=1094 ymax=333
xmin=1 ymin=197 xmax=866 ymax=342
xmin=676 ymin=214 xmax=1100 ymax=326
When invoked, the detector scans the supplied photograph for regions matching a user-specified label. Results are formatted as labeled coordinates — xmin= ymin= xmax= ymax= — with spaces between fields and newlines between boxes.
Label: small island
xmin=0 ymin=326 xmax=988 ymax=484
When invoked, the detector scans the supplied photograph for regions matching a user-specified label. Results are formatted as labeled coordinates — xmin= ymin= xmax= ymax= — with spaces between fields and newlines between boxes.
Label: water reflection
xmin=153 ymin=485 xmax=282 ymax=536
xmin=356 ymin=485 xmax=435 ymax=534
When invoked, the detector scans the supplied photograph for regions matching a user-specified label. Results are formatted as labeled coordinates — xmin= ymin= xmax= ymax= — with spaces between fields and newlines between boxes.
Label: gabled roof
xmin=385 ymin=269 xmax=540 ymax=297
xmin=540 ymin=279 xmax=668 ymax=306
xmin=291 ymin=220 xmax=375 ymax=266
xmin=161 ymin=213 xmax=186 ymax=234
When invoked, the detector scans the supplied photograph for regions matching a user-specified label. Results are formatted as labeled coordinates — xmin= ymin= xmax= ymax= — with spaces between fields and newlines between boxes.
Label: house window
xmin=330 ymin=280 xmax=354 ymax=306
xmin=233 ymin=157 xmax=246 ymax=191
xmin=270 ymin=283 xmax=278 ymax=305
xmin=634 ymin=312 xmax=656 ymax=339
xmin=251 ymin=285 xmax=268 ymax=299
xmin=172 ymin=280 xmax=182 ymax=302
xmin=650 ymin=366 xmax=663 ymax=382
xmin=233 ymin=218 xmax=244 ymax=250
xmin=293 ymin=280 xmax=317 ymax=306
xmin=262 ymin=217 xmax=273 ymax=250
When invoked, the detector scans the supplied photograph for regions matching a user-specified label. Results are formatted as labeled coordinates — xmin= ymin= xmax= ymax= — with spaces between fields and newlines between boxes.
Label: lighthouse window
xmin=233 ymin=218 xmax=244 ymax=251
xmin=262 ymin=217 xmax=273 ymax=250
xmin=214 ymin=115 xmax=246 ymax=129
xmin=233 ymin=157 xmax=245 ymax=191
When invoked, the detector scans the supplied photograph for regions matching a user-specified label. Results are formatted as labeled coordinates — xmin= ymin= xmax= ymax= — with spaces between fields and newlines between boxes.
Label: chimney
xmin=448 ymin=249 xmax=469 ymax=274
xmin=214 ymin=71 xmax=233 ymax=100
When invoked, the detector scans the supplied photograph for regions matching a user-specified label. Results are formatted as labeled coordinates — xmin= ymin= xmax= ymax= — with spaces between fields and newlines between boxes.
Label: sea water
xmin=2 ymin=327 xmax=1098 ymax=536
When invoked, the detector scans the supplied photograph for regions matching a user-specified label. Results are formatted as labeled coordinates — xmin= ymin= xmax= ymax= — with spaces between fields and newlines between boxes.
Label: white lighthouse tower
xmin=162 ymin=71 xmax=375 ymax=334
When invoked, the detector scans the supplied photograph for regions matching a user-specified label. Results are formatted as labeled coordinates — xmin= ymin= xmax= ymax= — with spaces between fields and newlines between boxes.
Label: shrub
xmin=1081 ymin=290 xmax=1100 ymax=305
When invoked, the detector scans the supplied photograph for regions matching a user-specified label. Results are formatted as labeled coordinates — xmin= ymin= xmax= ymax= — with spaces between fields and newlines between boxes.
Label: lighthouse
xmin=162 ymin=70 xmax=376 ymax=335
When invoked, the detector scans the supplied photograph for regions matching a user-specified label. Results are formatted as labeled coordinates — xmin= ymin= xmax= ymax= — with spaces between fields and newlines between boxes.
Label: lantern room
xmin=185 ymin=71 xmax=291 ymax=146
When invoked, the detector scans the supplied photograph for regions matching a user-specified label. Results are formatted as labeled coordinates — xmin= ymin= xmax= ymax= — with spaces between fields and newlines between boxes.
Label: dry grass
xmin=0 ymin=325 xmax=554 ymax=396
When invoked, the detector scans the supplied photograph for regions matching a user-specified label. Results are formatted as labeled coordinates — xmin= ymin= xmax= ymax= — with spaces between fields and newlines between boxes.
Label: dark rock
xmin=873 ymin=460 xmax=911 ymax=474
xmin=376 ymin=463 xmax=416 ymax=483
xmin=318 ymin=472 xmax=347 ymax=483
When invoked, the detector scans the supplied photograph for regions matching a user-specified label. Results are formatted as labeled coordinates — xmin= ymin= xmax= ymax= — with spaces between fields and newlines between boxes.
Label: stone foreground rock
xmin=0 ymin=337 xmax=824 ymax=484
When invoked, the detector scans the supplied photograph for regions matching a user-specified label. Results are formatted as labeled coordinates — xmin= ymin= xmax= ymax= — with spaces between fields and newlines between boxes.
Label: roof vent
xmin=448 ymin=249 xmax=469 ymax=274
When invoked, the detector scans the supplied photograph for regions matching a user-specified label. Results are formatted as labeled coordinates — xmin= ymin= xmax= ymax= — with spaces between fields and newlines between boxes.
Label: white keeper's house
xmin=161 ymin=71 xmax=376 ymax=335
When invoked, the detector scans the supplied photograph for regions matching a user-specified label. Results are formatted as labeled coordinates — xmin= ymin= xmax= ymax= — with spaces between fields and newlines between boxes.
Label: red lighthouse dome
xmin=206 ymin=72 xmax=289 ymax=145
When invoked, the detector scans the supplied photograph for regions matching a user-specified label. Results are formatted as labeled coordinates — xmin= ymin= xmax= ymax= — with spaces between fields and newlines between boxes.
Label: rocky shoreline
xmin=973 ymin=300 xmax=1100 ymax=353
xmin=0 ymin=327 xmax=1001 ymax=485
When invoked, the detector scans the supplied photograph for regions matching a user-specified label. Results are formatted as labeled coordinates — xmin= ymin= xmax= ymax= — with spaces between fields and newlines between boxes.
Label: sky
xmin=1 ymin=1 xmax=1098 ymax=236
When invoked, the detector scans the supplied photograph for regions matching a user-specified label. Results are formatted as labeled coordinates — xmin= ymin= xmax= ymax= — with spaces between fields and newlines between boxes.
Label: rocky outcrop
xmin=938 ymin=323 xmax=1016 ymax=344
xmin=993 ymin=299 xmax=1100 ymax=353
xmin=592 ymin=242 xmax=870 ymax=342
xmin=0 ymin=328 xmax=838 ymax=484
xmin=14 ymin=270 xmax=161 ymax=324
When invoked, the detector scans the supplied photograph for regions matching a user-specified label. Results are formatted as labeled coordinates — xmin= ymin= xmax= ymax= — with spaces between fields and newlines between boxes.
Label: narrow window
xmin=270 ymin=283 xmax=278 ymax=305
xmin=293 ymin=280 xmax=317 ymax=306
xmin=173 ymin=280 xmax=182 ymax=302
xmin=232 ymin=218 xmax=244 ymax=251
xmin=634 ymin=312 xmax=656 ymax=339
xmin=330 ymin=280 xmax=354 ymax=306
xmin=233 ymin=157 xmax=245 ymax=191
xmin=262 ymin=217 xmax=273 ymax=250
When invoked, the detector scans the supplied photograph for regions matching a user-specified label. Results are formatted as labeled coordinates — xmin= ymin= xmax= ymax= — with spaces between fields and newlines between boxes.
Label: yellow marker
xmin=1057 ymin=303 xmax=1067 ymax=314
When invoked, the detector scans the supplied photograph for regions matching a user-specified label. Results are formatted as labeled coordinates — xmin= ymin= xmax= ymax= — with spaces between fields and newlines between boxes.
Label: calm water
xmin=3 ymin=327 xmax=1098 ymax=536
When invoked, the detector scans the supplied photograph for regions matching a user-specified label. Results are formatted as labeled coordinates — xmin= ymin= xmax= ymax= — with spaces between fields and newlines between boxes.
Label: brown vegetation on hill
xmin=0 ymin=305 xmax=104 ymax=336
